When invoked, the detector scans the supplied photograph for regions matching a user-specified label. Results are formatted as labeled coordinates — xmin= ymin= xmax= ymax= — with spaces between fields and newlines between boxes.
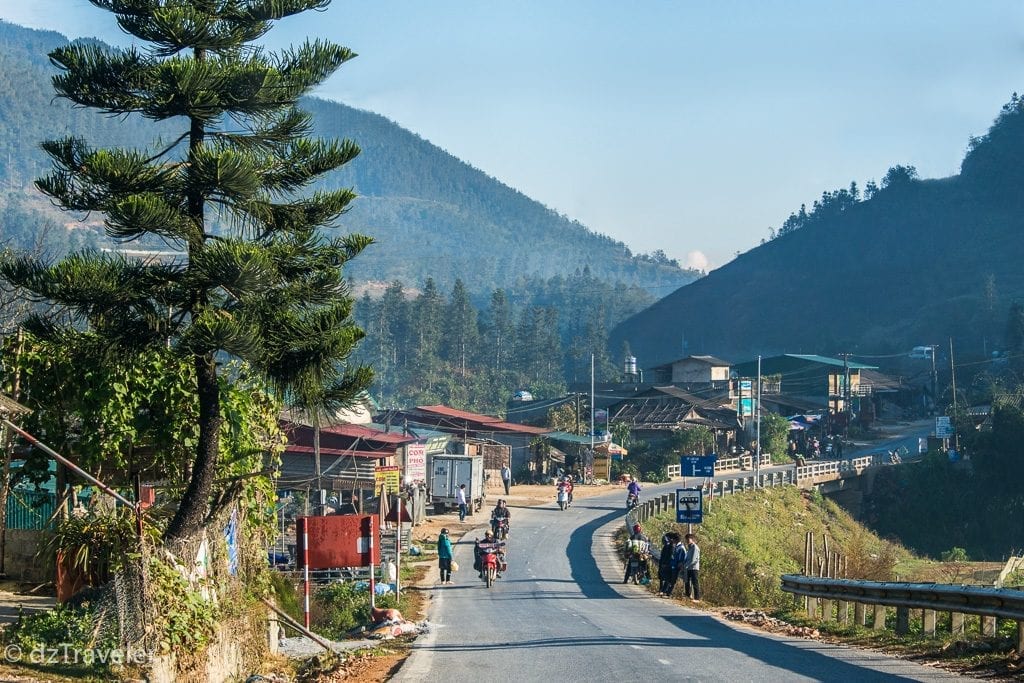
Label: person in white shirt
xmin=456 ymin=483 xmax=468 ymax=522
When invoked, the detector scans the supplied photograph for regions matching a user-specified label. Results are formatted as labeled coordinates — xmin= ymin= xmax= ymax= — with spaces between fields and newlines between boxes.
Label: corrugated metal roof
xmin=486 ymin=421 xmax=550 ymax=435
xmin=283 ymin=446 xmax=389 ymax=459
xmin=784 ymin=354 xmax=877 ymax=370
xmin=416 ymin=405 xmax=502 ymax=423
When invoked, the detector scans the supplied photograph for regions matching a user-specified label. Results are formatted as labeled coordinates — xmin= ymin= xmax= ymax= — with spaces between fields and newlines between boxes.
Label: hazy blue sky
xmin=2 ymin=1 xmax=1023 ymax=270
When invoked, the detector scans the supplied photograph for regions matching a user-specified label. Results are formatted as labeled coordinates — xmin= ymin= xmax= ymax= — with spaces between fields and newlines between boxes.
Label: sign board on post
xmin=681 ymin=455 xmax=716 ymax=478
xmin=935 ymin=416 xmax=953 ymax=438
xmin=405 ymin=443 xmax=427 ymax=484
xmin=592 ymin=456 xmax=610 ymax=481
xmin=676 ymin=487 xmax=703 ymax=524
xmin=296 ymin=514 xmax=379 ymax=569
xmin=375 ymin=465 xmax=401 ymax=494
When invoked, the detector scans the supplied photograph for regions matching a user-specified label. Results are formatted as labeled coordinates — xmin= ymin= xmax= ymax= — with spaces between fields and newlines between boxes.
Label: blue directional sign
xmin=680 ymin=455 xmax=717 ymax=478
xmin=676 ymin=487 xmax=703 ymax=524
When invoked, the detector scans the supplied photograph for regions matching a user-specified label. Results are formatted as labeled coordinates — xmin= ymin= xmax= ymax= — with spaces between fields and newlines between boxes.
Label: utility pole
xmin=930 ymin=344 xmax=938 ymax=416
xmin=949 ymin=337 xmax=960 ymax=452
xmin=755 ymin=355 xmax=761 ymax=487
xmin=839 ymin=352 xmax=851 ymax=440
xmin=575 ymin=393 xmax=581 ymax=435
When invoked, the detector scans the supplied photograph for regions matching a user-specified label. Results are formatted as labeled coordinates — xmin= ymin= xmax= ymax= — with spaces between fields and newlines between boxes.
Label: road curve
xmin=394 ymin=483 xmax=973 ymax=682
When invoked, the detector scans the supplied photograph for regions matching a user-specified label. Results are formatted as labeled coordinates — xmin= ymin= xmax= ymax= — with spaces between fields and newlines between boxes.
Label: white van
xmin=909 ymin=346 xmax=934 ymax=360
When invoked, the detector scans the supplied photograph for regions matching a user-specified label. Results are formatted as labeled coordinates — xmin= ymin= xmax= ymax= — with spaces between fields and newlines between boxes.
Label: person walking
xmin=682 ymin=533 xmax=701 ymax=601
xmin=456 ymin=484 xmax=468 ymax=522
xmin=501 ymin=463 xmax=512 ymax=496
xmin=437 ymin=528 xmax=454 ymax=584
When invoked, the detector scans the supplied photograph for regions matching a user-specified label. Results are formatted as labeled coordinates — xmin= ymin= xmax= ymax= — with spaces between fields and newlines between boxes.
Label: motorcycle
xmin=478 ymin=541 xmax=506 ymax=588
xmin=623 ymin=549 xmax=650 ymax=585
xmin=625 ymin=492 xmax=639 ymax=511
xmin=492 ymin=517 xmax=510 ymax=540
xmin=557 ymin=486 xmax=569 ymax=511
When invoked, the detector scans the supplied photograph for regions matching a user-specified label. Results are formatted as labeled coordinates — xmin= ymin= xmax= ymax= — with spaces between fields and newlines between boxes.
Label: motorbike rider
xmin=563 ymin=475 xmax=574 ymax=507
xmin=626 ymin=476 xmax=641 ymax=507
xmin=491 ymin=499 xmax=511 ymax=537
xmin=624 ymin=523 xmax=652 ymax=583
xmin=475 ymin=530 xmax=505 ymax=579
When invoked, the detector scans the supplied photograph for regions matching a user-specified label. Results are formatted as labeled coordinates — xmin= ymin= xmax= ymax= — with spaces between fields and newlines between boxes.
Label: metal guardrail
xmin=781 ymin=574 xmax=1024 ymax=621
xmin=781 ymin=574 xmax=1024 ymax=652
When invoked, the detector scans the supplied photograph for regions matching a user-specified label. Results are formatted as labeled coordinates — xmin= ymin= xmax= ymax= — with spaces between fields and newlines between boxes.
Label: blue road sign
xmin=680 ymin=455 xmax=716 ymax=478
xmin=676 ymin=487 xmax=703 ymax=524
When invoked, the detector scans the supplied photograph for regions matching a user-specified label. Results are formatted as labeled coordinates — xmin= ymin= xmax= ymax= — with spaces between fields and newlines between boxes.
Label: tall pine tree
xmin=0 ymin=0 xmax=372 ymax=543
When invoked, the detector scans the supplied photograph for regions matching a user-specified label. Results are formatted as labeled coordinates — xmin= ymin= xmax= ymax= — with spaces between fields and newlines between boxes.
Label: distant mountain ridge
xmin=611 ymin=95 xmax=1024 ymax=367
xmin=0 ymin=21 xmax=696 ymax=296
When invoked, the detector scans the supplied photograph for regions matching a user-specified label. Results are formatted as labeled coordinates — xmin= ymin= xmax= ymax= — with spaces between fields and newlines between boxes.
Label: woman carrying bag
xmin=438 ymin=528 xmax=455 ymax=584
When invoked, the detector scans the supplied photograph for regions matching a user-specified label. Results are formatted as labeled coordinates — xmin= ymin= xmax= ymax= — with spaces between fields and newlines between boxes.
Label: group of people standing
xmin=655 ymin=530 xmax=701 ymax=600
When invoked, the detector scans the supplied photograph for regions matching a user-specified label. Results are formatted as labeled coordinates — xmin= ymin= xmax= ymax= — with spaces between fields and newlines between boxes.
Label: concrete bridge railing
xmin=781 ymin=573 xmax=1024 ymax=654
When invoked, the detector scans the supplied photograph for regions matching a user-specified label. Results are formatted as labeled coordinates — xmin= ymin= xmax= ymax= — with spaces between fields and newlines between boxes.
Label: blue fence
xmin=5 ymin=490 xmax=55 ymax=530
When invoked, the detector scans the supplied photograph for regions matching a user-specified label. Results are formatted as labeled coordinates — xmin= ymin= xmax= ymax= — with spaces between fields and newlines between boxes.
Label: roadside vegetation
xmin=626 ymin=485 xmax=1022 ymax=677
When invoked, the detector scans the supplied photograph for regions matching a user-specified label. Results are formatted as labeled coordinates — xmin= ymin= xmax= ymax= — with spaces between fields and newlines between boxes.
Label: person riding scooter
xmin=626 ymin=476 xmax=641 ymax=509
xmin=491 ymin=499 xmax=511 ymax=538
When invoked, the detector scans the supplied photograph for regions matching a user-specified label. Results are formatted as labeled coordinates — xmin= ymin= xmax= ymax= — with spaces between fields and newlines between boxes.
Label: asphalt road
xmin=394 ymin=481 xmax=973 ymax=682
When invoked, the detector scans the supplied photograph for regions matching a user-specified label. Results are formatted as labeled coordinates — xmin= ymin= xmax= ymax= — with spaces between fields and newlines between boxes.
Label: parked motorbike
xmin=625 ymin=492 xmax=639 ymax=511
xmin=623 ymin=550 xmax=650 ymax=585
xmin=557 ymin=487 xmax=569 ymax=511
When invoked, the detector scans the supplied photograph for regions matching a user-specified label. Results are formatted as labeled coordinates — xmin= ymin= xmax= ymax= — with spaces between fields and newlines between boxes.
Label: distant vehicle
xmin=513 ymin=390 xmax=534 ymax=401
xmin=909 ymin=346 xmax=934 ymax=360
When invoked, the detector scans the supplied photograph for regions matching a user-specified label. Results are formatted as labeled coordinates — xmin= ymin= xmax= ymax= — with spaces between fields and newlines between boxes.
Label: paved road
xmin=395 ymin=482 xmax=972 ymax=682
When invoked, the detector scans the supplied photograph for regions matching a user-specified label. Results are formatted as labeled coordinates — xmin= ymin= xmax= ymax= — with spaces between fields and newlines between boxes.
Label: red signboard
xmin=295 ymin=514 xmax=379 ymax=569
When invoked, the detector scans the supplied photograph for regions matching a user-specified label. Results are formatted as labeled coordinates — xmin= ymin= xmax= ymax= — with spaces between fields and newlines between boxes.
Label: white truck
xmin=429 ymin=454 xmax=485 ymax=514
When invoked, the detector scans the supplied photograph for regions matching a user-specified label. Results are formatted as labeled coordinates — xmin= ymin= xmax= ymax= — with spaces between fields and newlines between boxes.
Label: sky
xmin=1 ymin=1 xmax=1023 ymax=271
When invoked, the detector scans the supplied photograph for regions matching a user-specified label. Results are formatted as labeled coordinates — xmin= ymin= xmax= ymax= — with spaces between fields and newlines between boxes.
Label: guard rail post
xmin=982 ymin=616 xmax=996 ymax=636
xmin=1018 ymin=621 xmax=1024 ymax=655
xmin=895 ymin=607 xmax=910 ymax=634
xmin=872 ymin=605 xmax=886 ymax=630
xmin=662 ymin=493 xmax=669 ymax=510
xmin=854 ymin=602 xmax=866 ymax=627
xmin=837 ymin=601 xmax=848 ymax=625
xmin=950 ymin=612 xmax=964 ymax=635
xmin=806 ymin=596 xmax=817 ymax=618
xmin=922 ymin=609 xmax=936 ymax=636
xmin=821 ymin=599 xmax=833 ymax=622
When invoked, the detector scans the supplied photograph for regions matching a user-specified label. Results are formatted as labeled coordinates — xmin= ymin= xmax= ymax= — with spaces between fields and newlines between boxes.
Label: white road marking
xmin=658 ymin=659 xmax=672 ymax=665
xmin=630 ymin=645 xmax=642 ymax=650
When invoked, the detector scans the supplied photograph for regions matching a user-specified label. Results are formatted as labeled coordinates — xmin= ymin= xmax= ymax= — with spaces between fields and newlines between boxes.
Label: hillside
xmin=610 ymin=96 xmax=1024 ymax=366
xmin=0 ymin=21 xmax=695 ymax=296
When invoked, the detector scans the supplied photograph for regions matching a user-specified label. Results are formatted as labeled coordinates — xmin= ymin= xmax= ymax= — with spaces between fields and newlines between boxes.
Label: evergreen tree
xmin=442 ymin=278 xmax=478 ymax=375
xmin=0 ymin=0 xmax=371 ymax=543
xmin=1005 ymin=302 xmax=1024 ymax=376
xmin=481 ymin=288 xmax=514 ymax=373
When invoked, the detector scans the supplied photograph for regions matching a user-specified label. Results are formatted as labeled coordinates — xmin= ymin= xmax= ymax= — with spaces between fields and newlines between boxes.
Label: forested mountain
xmin=611 ymin=95 xmax=1024 ymax=367
xmin=0 ymin=21 xmax=696 ymax=296
xmin=352 ymin=269 xmax=654 ymax=412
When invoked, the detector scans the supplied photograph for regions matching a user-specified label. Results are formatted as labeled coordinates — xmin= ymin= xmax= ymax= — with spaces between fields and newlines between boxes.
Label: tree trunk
xmin=165 ymin=352 xmax=221 ymax=542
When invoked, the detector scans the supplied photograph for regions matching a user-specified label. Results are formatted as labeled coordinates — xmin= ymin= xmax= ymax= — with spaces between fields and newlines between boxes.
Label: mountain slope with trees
xmin=611 ymin=96 xmax=1024 ymax=366
xmin=0 ymin=20 xmax=696 ymax=296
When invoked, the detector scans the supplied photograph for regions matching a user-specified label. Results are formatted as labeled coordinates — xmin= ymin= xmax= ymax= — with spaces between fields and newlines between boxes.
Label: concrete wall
xmin=147 ymin=612 xmax=275 ymax=683
xmin=3 ymin=530 xmax=51 ymax=583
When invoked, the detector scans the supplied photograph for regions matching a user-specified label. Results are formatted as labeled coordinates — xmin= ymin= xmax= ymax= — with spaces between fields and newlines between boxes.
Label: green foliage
xmin=313 ymin=582 xmax=398 ymax=640
xmin=941 ymin=547 xmax=969 ymax=563
xmin=668 ymin=426 xmax=714 ymax=455
xmin=147 ymin=556 xmax=219 ymax=655
xmin=4 ymin=604 xmax=118 ymax=674
xmin=759 ymin=412 xmax=791 ymax=462
xmin=868 ymin=399 xmax=1024 ymax=560
xmin=641 ymin=487 xmax=905 ymax=608
xmin=50 ymin=509 xmax=157 ymax=582
xmin=269 ymin=572 xmax=303 ymax=626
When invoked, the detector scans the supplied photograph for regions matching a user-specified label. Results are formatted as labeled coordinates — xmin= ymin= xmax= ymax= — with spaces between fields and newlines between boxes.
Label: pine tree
xmin=0 ymin=0 xmax=372 ymax=543
xmin=442 ymin=279 xmax=478 ymax=375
